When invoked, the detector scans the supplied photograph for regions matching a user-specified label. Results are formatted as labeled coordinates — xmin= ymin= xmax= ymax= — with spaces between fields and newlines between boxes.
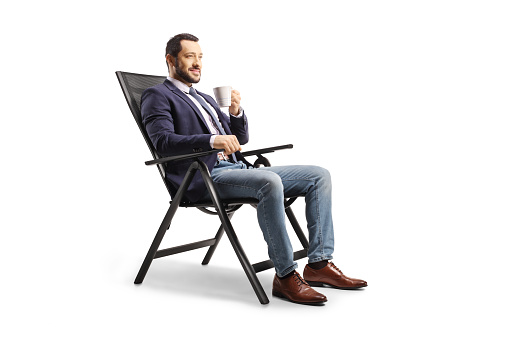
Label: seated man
xmin=141 ymin=33 xmax=367 ymax=305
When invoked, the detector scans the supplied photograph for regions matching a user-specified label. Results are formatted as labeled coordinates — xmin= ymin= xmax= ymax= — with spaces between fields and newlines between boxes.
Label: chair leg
xmin=134 ymin=202 xmax=178 ymax=284
xmin=220 ymin=213 xmax=269 ymax=304
xmin=134 ymin=163 xmax=198 ymax=284
xmin=198 ymin=161 xmax=270 ymax=305
xmin=202 ymin=211 xmax=235 ymax=265
xmin=201 ymin=223 xmax=226 ymax=265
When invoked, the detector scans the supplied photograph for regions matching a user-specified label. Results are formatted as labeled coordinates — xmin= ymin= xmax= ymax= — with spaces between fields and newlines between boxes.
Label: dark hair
xmin=165 ymin=33 xmax=199 ymax=69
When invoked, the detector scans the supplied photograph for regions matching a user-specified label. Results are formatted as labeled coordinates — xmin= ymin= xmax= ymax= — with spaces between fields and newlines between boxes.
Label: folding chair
xmin=116 ymin=71 xmax=310 ymax=304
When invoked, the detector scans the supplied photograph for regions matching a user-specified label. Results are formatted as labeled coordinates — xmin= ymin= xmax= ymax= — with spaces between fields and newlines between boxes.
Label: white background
xmin=1 ymin=0 xmax=508 ymax=337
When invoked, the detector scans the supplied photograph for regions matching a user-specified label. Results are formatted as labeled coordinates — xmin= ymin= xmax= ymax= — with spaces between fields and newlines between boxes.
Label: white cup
xmin=213 ymin=86 xmax=232 ymax=107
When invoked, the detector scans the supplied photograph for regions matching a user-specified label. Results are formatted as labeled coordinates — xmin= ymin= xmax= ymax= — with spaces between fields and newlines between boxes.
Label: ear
xmin=166 ymin=54 xmax=175 ymax=68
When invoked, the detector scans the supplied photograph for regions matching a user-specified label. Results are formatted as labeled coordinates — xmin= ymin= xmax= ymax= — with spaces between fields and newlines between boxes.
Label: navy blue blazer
xmin=141 ymin=79 xmax=250 ymax=202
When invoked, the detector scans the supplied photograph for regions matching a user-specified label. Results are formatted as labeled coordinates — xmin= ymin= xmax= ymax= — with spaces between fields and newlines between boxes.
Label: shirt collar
xmin=167 ymin=76 xmax=193 ymax=94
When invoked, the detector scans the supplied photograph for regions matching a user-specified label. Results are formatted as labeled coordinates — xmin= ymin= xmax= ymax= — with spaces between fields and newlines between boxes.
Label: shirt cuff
xmin=230 ymin=106 xmax=244 ymax=118
xmin=210 ymin=135 xmax=217 ymax=149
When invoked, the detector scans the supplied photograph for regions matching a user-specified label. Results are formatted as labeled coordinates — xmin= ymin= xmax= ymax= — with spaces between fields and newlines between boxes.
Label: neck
xmin=169 ymin=73 xmax=191 ymax=87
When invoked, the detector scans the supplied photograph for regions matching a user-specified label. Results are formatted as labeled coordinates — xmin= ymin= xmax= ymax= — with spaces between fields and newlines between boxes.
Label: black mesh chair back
xmin=116 ymin=71 xmax=170 ymax=192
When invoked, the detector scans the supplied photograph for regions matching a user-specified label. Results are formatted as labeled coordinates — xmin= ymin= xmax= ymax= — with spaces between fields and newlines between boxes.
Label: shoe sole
xmin=307 ymin=281 xmax=368 ymax=290
xmin=272 ymin=291 xmax=327 ymax=306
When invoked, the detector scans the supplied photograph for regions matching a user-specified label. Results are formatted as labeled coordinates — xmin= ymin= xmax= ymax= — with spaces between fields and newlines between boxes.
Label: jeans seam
xmin=308 ymin=256 xmax=333 ymax=263
xmin=279 ymin=264 xmax=298 ymax=278
xmin=281 ymin=178 xmax=315 ymax=183
xmin=213 ymin=181 xmax=258 ymax=192
xmin=258 ymin=182 xmax=282 ymax=271
xmin=315 ymin=178 xmax=324 ymax=259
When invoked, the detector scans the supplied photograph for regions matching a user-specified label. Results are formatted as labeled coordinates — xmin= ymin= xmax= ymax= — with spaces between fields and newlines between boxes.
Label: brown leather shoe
xmin=272 ymin=271 xmax=327 ymax=305
xmin=303 ymin=262 xmax=367 ymax=290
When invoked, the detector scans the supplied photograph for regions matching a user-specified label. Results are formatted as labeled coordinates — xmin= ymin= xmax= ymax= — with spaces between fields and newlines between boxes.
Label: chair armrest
xmin=241 ymin=144 xmax=293 ymax=157
xmin=145 ymin=143 xmax=293 ymax=166
xmin=145 ymin=149 xmax=224 ymax=166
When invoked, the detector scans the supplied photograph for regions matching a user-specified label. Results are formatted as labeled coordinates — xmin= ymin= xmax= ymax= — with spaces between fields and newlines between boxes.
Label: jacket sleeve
xmin=200 ymin=91 xmax=249 ymax=145
xmin=227 ymin=110 xmax=249 ymax=145
xmin=141 ymin=87 xmax=213 ymax=157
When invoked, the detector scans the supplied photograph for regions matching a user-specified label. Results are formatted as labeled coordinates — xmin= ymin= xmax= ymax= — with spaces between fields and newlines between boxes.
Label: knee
xmin=257 ymin=172 xmax=284 ymax=197
xmin=310 ymin=166 xmax=332 ymax=184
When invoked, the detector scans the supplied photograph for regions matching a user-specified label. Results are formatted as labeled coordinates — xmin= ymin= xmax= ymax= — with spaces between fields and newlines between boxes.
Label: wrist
xmin=230 ymin=106 xmax=244 ymax=117
xmin=229 ymin=105 xmax=240 ymax=116
xmin=210 ymin=135 xmax=217 ymax=149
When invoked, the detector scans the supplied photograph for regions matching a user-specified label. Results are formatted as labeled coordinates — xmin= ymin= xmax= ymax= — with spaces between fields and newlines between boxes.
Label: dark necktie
xmin=189 ymin=87 xmax=237 ymax=163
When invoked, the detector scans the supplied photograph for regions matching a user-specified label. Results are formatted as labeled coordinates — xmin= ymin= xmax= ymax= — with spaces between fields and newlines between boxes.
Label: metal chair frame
xmin=116 ymin=71 xmax=309 ymax=304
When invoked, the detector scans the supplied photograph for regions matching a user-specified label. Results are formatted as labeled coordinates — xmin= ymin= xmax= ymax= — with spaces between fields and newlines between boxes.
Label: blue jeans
xmin=207 ymin=161 xmax=334 ymax=277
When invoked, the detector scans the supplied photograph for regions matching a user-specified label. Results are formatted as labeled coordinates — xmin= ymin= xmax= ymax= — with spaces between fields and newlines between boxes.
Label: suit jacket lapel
xmin=163 ymin=80 xmax=211 ymax=132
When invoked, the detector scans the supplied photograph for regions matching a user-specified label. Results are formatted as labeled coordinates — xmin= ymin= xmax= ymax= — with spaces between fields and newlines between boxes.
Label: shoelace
xmin=293 ymin=271 xmax=310 ymax=286
xmin=329 ymin=262 xmax=343 ymax=275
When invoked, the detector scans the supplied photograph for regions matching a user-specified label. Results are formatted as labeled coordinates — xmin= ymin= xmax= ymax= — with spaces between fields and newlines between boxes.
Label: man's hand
xmin=229 ymin=89 xmax=241 ymax=116
xmin=213 ymin=135 xmax=241 ymax=155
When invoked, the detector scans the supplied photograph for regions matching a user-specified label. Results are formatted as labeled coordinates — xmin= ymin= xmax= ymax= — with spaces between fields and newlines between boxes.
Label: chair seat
xmin=178 ymin=194 xmax=304 ymax=208
xmin=179 ymin=198 xmax=259 ymax=208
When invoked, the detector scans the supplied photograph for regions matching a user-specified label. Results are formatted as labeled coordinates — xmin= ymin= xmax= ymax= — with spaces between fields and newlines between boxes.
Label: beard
xmin=175 ymin=59 xmax=200 ymax=84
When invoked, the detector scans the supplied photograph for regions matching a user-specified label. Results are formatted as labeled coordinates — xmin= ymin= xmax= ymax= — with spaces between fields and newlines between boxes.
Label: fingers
xmin=224 ymin=135 xmax=241 ymax=155
xmin=229 ymin=90 xmax=241 ymax=115
xmin=213 ymin=135 xmax=241 ymax=155
xmin=231 ymin=90 xmax=241 ymax=105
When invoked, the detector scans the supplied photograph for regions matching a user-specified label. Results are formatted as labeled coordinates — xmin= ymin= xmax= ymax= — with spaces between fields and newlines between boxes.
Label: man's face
xmin=172 ymin=40 xmax=203 ymax=85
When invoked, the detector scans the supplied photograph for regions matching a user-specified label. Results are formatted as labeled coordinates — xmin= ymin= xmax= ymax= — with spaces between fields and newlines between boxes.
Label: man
xmin=141 ymin=33 xmax=367 ymax=305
